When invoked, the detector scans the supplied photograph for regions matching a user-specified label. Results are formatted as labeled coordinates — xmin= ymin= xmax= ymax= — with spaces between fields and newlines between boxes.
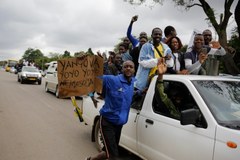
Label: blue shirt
xmin=100 ymin=74 xmax=136 ymax=125
xmin=122 ymin=51 xmax=133 ymax=62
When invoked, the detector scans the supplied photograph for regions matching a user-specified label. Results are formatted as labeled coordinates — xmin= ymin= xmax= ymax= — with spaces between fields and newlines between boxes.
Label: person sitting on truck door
xmin=155 ymin=58 xmax=182 ymax=119
xmin=85 ymin=60 xmax=135 ymax=160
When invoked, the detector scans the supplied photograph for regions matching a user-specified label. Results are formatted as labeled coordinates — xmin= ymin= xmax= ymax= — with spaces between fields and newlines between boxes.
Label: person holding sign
xmin=86 ymin=60 xmax=135 ymax=160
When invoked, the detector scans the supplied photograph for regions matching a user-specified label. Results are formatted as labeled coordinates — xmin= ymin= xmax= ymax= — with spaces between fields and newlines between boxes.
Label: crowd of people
xmin=86 ymin=15 xmax=227 ymax=160
xmin=100 ymin=15 xmax=226 ymax=93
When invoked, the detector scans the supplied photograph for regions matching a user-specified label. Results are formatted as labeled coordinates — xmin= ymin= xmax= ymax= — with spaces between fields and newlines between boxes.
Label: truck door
xmin=120 ymin=108 xmax=139 ymax=155
xmin=137 ymin=80 xmax=216 ymax=160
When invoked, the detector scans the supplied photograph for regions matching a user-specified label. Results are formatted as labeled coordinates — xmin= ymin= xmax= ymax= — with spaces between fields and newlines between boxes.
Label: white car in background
xmin=44 ymin=61 xmax=59 ymax=97
xmin=10 ymin=67 xmax=17 ymax=74
xmin=17 ymin=66 xmax=42 ymax=85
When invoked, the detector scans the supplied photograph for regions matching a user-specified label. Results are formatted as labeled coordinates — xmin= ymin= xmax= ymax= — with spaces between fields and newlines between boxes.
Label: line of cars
xmin=16 ymin=61 xmax=59 ymax=98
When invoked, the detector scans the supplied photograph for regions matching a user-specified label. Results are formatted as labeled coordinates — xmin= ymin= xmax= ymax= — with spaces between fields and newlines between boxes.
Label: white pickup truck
xmin=82 ymin=75 xmax=240 ymax=160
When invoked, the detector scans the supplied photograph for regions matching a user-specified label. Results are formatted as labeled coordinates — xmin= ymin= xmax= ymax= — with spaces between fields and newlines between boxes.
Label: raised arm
xmin=207 ymin=41 xmax=226 ymax=56
xmin=127 ymin=15 xmax=139 ymax=48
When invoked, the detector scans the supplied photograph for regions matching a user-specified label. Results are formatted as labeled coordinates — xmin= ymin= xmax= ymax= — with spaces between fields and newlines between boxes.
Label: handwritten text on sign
xmin=57 ymin=55 xmax=103 ymax=98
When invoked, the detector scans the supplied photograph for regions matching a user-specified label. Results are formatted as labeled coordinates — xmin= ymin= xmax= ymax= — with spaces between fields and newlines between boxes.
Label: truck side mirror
xmin=180 ymin=108 xmax=200 ymax=126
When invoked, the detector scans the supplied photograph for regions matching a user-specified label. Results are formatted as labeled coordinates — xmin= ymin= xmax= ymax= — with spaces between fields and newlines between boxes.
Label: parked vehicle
xmin=39 ymin=70 xmax=46 ymax=77
xmin=17 ymin=66 xmax=42 ymax=85
xmin=9 ymin=67 xmax=17 ymax=74
xmin=44 ymin=61 xmax=59 ymax=97
xmin=82 ymin=75 xmax=240 ymax=160
xmin=5 ymin=59 xmax=18 ymax=72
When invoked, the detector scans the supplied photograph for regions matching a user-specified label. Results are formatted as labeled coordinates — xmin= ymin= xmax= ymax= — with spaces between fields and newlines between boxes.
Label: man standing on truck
xmin=85 ymin=60 xmax=135 ymax=160
xmin=135 ymin=27 xmax=173 ymax=92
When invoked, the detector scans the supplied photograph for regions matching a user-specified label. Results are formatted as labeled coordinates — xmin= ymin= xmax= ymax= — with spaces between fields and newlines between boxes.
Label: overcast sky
xmin=0 ymin=0 xmax=237 ymax=61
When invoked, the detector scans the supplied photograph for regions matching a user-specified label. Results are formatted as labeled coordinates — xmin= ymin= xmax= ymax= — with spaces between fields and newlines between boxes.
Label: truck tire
xmin=94 ymin=119 xmax=104 ymax=152
xmin=55 ymin=86 xmax=59 ymax=98
xmin=20 ymin=78 xmax=24 ymax=84
xmin=45 ymin=83 xmax=49 ymax=92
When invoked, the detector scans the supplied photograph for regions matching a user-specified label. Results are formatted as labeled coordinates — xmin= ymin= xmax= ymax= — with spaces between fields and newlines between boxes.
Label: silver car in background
xmin=17 ymin=66 xmax=42 ymax=85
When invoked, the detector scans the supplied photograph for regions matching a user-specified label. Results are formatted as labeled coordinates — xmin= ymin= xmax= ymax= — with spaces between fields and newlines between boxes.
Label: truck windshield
xmin=193 ymin=80 xmax=240 ymax=130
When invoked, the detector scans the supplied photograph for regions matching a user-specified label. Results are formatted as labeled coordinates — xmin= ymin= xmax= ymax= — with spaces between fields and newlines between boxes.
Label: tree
xmin=86 ymin=48 xmax=94 ymax=55
xmin=228 ymin=32 xmax=240 ymax=69
xmin=235 ymin=0 xmax=240 ymax=40
xmin=62 ymin=50 xmax=72 ymax=58
xmin=22 ymin=48 xmax=44 ymax=62
xmin=48 ymin=52 xmax=62 ymax=61
xmin=74 ymin=51 xmax=85 ymax=57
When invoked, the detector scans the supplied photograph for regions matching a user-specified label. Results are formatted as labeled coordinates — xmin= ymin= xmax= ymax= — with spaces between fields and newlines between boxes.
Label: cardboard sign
xmin=57 ymin=55 xmax=103 ymax=98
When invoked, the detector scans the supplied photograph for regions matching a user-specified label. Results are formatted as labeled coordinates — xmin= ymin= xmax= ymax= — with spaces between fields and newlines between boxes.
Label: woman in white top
xmin=166 ymin=36 xmax=189 ymax=74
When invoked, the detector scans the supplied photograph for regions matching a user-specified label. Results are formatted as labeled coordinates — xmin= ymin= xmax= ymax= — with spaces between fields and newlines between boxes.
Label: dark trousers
xmin=100 ymin=116 xmax=123 ymax=160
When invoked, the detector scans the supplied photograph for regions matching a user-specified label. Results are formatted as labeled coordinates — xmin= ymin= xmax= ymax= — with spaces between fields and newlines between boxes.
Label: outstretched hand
xmin=97 ymin=51 xmax=103 ymax=58
xmin=157 ymin=58 xmax=167 ymax=75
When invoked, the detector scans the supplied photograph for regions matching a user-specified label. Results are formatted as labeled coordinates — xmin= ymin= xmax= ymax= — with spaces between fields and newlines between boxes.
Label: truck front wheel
xmin=94 ymin=119 xmax=104 ymax=152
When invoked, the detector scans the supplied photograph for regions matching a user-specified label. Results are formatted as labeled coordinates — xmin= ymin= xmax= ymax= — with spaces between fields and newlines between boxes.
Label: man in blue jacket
xmin=135 ymin=27 xmax=173 ymax=92
xmin=86 ymin=60 xmax=136 ymax=160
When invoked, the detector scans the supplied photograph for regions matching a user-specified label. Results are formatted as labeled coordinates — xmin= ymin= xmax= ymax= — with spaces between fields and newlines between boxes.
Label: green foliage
xmin=74 ymin=51 xmax=85 ymax=57
xmin=86 ymin=48 xmax=94 ymax=55
xmin=228 ymin=35 xmax=240 ymax=51
xmin=21 ymin=48 xmax=45 ymax=69
xmin=22 ymin=48 xmax=44 ymax=62
xmin=73 ymin=48 xmax=94 ymax=57
xmin=34 ymin=56 xmax=49 ymax=70
xmin=62 ymin=50 xmax=72 ymax=58
xmin=228 ymin=34 xmax=240 ymax=69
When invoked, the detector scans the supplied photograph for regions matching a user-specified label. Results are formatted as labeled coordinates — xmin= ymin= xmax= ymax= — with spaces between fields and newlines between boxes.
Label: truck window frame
xmin=152 ymin=80 xmax=204 ymax=122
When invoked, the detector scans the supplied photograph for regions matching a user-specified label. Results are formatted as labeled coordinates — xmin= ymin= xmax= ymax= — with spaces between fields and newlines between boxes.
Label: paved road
xmin=0 ymin=70 xmax=142 ymax=160
xmin=0 ymin=70 xmax=98 ymax=160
